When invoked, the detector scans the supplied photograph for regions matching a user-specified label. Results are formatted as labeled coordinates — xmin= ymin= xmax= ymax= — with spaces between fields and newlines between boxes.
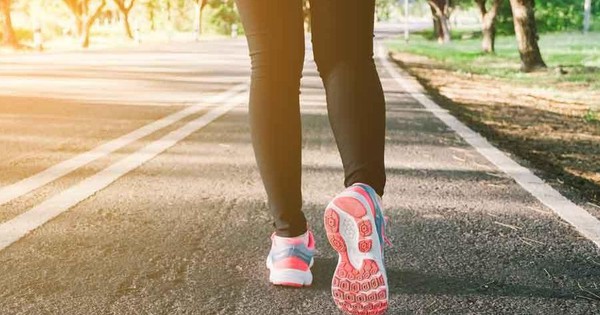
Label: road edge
xmin=376 ymin=43 xmax=600 ymax=250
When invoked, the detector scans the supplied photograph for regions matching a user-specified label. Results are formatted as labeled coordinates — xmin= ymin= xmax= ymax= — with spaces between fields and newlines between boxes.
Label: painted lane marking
xmin=377 ymin=44 xmax=600 ymax=249
xmin=0 ymin=83 xmax=248 ymax=208
xmin=0 ymin=90 xmax=247 ymax=251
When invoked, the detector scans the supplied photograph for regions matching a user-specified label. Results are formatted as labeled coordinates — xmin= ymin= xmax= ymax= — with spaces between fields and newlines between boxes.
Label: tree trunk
xmin=81 ymin=28 xmax=91 ymax=48
xmin=195 ymin=2 xmax=201 ymax=38
xmin=477 ymin=0 xmax=502 ymax=53
xmin=123 ymin=12 xmax=133 ymax=39
xmin=0 ymin=0 xmax=18 ymax=48
xmin=113 ymin=0 xmax=135 ymax=39
xmin=303 ymin=0 xmax=311 ymax=32
xmin=433 ymin=18 xmax=442 ymax=43
xmin=508 ymin=0 xmax=546 ymax=72
xmin=583 ymin=0 xmax=592 ymax=34
xmin=79 ymin=0 xmax=106 ymax=48
xmin=428 ymin=0 xmax=451 ymax=43
xmin=430 ymin=3 xmax=445 ymax=43
xmin=80 ymin=10 xmax=91 ymax=48
xmin=147 ymin=2 xmax=155 ymax=31
xmin=439 ymin=14 xmax=451 ymax=43
xmin=481 ymin=16 xmax=496 ymax=53
xmin=75 ymin=17 xmax=84 ymax=37
xmin=194 ymin=0 xmax=207 ymax=39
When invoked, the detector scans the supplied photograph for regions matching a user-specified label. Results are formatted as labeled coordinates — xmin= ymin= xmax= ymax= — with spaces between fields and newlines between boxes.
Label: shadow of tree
xmin=393 ymin=57 xmax=600 ymax=204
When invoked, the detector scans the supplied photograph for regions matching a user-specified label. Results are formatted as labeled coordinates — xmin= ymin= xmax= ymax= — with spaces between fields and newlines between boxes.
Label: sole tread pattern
xmin=325 ymin=195 xmax=388 ymax=315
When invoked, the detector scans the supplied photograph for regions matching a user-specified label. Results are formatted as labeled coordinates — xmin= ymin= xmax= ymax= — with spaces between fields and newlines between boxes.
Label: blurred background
xmin=0 ymin=0 xmax=598 ymax=49
xmin=1 ymin=0 xmax=599 ymax=198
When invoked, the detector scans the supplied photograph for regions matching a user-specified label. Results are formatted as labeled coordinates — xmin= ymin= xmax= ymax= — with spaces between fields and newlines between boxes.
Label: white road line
xmin=0 ymin=90 xmax=247 ymax=251
xmin=377 ymin=44 xmax=600 ymax=249
xmin=0 ymin=83 xmax=248 ymax=208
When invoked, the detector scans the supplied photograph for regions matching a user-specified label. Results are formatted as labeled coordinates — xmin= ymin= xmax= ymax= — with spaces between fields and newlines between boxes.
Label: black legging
xmin=236 ymin=0 xmax=386 ymax=237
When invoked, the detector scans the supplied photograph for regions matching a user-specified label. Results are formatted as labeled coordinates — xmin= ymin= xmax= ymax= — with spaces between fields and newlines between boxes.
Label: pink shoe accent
xmin=333 ymin=197 xmax=367 ymax=218
xmin=273 ymin=256 xmax=310 ymax=271
xmin=349 ymin=184 xmax=377 ymax=217
xmin=358 ymin=240 xmax=372 ymax=253
xmin=358 ymin=220 xmax=373 ymax=237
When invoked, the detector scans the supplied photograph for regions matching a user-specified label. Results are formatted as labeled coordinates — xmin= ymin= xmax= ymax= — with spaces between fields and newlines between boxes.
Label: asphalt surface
xmin=0 ymin=36 xmax=599 ymax=315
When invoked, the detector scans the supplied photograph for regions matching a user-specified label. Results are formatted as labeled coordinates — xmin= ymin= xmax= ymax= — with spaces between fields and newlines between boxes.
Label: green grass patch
xmin=387 ymin=32 xmax=600 ymax=89
xmin=584 ymin=108 xmax=599 ymax=123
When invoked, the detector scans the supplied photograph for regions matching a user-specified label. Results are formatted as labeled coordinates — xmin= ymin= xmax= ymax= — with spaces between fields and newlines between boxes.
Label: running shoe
xmin=324 ymin=183 xmax=390 ymax=315
xmin=266 ymin=230 xmax=315 ymax=287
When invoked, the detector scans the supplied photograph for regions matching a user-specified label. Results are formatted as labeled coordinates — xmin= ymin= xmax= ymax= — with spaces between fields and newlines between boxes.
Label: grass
xmin=584 ymin=108 xmax=599 ymax=123
xmin=386 ymin=32 xmax=600 ymax=92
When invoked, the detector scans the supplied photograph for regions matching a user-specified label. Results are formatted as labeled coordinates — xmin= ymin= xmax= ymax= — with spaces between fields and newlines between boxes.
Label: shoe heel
xmin=269 ymin=269 xmax=312 ymax=287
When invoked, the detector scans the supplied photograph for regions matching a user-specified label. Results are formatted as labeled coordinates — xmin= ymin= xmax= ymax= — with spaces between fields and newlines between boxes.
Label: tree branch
xmin=475 ymin=0 xmax=487 ymax=15
xmin=62 ymin=0 xmax=81 ymax=16
xmin=113 ymin=0 xmax=134 ymax=13
xmin=125 ymin=0 xmax=135 ymax=11
xmin=427 ymin=0 xmax=444 ymax=16
xmin=85 ymin=0 xmax=106 ymax=28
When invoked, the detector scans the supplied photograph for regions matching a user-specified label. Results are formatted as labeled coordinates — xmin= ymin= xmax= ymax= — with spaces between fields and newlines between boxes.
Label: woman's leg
xmin=309 ymin=0 xmax=386 ymax=196
xmin=311 ymin=4 xmax=389 ymax=311
xmin=235 ymin=0 xmax=307 ymax=237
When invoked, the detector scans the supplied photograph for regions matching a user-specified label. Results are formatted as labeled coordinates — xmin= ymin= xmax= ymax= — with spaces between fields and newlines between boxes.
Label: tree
xmin=194 ymin=0 xmax=208 ymax=37
xmin=207 ymin=0 xmax=239 ymax=35
xmin=376 ymin=0 xmax=396 ymax=21
xmin=428 ymin=0 xmax=452 ymax=43
xmin=63 ymin=0 xmax=107 ymax=48
xmin=0 ymin=0 xmax=18 ymax=48
xmin=475 ymin=0 xmax=503 ymax=53
xmin=303 ymin=0 xmax=310 ymax=32
xmin=113 ymin=0 xmax=136 ymax=39
xmin=583 ymin=0 xmax=592 ymax=33
xmin=508 ymin=0 xmax=546 ymax=72
xmin=144 ymin=0 xmax=158 ymax=31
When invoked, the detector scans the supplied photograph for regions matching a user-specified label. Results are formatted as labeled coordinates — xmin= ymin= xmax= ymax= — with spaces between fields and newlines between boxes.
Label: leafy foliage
xmin=376 ymin=0 xmax=397 ymax=21
xmin=495 ymin=0 xmax=600 ymax=34
xmin=584 ymin=108 xmax=598 ymax=123
xmin=206 ymin=0 xmax=239 ymax=35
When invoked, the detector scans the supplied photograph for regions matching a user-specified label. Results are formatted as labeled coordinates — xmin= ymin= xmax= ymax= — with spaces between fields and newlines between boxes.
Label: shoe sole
xmin=324 ymin=190 xmax=388 ymax=315
xmin=269 ymin=270 xmax=312 ymax=287
xmin=267 ymin=258 xmax=314 ymax=287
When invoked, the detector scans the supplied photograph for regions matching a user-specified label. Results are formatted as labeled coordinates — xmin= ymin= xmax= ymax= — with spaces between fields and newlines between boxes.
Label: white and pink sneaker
xmin=266 ymin=230 xmax=315 ymax=287
xmin=324 ymin=183 xmax=390 ymax=315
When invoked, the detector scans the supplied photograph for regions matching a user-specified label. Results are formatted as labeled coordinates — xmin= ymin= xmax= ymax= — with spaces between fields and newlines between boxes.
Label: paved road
xmin=0 ymin=37 xmax=599 ymax=315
